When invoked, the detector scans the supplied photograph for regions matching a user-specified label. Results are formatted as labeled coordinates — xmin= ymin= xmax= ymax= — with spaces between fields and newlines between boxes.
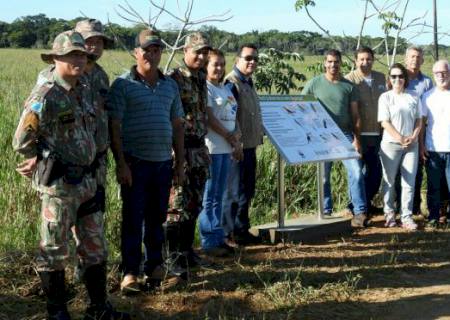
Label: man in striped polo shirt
xmin=107 ymin=29 xmax=185 ymax=294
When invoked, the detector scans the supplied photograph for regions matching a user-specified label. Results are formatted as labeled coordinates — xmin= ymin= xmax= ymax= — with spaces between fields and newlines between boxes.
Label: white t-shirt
xmin=378 ymin=90 xmax=421 ymax=143
xmin=422 ymin=87 xmax=450 ymax=152
xmin=205 ymin=81 xmax=238 ymax=154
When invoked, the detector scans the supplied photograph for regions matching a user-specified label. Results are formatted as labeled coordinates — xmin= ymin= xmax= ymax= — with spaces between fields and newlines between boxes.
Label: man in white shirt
xmin=421 ymin=60 xmax=450 ymax=227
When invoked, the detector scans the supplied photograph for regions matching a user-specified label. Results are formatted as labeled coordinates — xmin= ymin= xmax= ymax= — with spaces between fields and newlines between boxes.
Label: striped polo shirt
xmin=107 ymin=66 xmax=184 ymax=162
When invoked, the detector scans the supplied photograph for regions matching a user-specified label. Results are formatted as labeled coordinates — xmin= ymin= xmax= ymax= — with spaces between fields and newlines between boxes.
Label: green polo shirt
xmin=301 ymin=74 xmax=359 ymax=133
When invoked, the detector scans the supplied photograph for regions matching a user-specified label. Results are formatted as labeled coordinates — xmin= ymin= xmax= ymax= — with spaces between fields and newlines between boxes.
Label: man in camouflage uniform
xmin=166 ymin=32 xmax=211 ymax=268
xmin=13 ymin=31 xmax=128 ymax=320
xmin=37 ymin=19 xmax=111 ymax=191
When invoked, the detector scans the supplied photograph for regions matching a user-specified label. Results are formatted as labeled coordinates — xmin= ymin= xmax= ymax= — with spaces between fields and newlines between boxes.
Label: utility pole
xmin=433 ymin=0 xmax=438 ymax=60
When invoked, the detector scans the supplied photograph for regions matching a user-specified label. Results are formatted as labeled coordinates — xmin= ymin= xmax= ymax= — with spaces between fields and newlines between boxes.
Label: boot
xmin=83 ymin=263 xmax=130 ymax=320
xmin=38 ymin=270 xmax=71 ymax=320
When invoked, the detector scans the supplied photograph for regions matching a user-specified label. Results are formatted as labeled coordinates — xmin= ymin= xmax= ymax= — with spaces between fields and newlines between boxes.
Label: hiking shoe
xmin=384 ymin=212 xmax=397 ymax=228
xmin=351 ymin=213 xmax=369 ymax=228
xmin=120 ymin=274 xmax=140 ymax=295
xmin=401 ymin=216 xmax=418 ymax=231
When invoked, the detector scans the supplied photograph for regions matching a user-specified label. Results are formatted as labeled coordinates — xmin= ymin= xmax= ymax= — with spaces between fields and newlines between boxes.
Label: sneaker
xmin=401 ymin=216 xmax=418 ymax=231
xmin=120 ymin=274 xmax=140 ymax=295
xmin=351 ymin=213 xmax=369 ymax=228
xmin=384 ymin=212 xmax=397 ymax=228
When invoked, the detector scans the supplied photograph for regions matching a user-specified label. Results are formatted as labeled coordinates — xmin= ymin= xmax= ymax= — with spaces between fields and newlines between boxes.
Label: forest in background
xmin=2 ymin=13 xmax=449 ymax=55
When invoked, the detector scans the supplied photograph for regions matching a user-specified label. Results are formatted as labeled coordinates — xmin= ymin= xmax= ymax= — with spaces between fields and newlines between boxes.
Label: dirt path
xmin=2 ymin=215 xmax=450 ymax=319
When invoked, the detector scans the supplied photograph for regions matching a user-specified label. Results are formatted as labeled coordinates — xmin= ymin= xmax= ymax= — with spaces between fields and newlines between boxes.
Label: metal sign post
xmin=317 ymin=162 xmax=325 ymax=221
xmin=277 ymin=153 xmax=285 ymax=228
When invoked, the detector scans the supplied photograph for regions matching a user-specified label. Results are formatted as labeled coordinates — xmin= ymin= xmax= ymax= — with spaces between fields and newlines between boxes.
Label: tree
xmin=294 ymin=0 xmax=432 ymax=66
xmin=253 ymin=48 xmax=306 ymax=94
xmin=115 ymin=0 xmax=232 ymax=72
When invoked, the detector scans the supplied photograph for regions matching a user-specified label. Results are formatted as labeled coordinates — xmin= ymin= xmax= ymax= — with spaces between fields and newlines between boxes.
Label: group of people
xmin=303 ymin=46 xmax=450 ymax=232
xmin=13 ymin=20 xmax=264 ymax=319
xmin=12 ymin=17 xmax=450 ymax=320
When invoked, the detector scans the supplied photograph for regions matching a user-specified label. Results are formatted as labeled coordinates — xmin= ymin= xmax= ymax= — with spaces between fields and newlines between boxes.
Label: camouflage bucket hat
xmin=41 ymin=31 xmax=87 ymax=64
xmin=184 ymin=32 xmax=211 ymax=51
xmin=75 ymin=19 xmax=114 ymax=49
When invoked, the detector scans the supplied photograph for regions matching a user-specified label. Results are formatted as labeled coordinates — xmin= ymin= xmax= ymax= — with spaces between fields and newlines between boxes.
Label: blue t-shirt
xmin=107 ymin=66 xmax=184 ymax=162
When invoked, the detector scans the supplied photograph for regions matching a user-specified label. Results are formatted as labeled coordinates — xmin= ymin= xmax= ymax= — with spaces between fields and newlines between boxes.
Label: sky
xmin=1 ymin=0 xmax=449 ymax=45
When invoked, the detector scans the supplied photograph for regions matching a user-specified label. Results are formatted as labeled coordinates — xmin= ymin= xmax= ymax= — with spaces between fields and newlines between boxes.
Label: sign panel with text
xmin=260 ymin=95 xmax=359 ymax=165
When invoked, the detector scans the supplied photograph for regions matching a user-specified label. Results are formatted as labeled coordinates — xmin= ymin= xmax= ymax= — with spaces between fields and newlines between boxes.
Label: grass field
xmin=0 ymin=48 xmax=445 ymax=320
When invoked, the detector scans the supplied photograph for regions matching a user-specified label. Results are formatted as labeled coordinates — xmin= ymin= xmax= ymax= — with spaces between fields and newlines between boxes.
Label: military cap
xmin=41 ymin=31 xmax=87 ymax=64
xmin=75 ymin=19 xmax=114 ymax=49
xmin=184 ymin=32 xmax=211 ymax=51
xmin=135 ymin=28 xmax=163 ymax=49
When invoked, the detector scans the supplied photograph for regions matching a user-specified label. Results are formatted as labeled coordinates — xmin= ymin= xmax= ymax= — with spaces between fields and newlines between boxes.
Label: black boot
xmin=38 ymin=270 xmax=71 ymax=320
xmin=83 ymin=263 xmax=130 ymax=320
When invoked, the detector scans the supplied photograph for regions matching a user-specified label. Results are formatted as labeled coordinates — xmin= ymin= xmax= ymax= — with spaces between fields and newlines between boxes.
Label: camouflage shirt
xmin=13 ymin=69 xmax=97 ymax=167
xmin=167 ymin=63 xmax=208 ymax=145
xmin=37 ymin=63 xmax=109 ymax=153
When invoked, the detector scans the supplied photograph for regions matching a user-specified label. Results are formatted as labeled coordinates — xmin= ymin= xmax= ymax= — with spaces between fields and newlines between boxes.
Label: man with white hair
xmin=421 ymin=60 xmax=450 ymax=227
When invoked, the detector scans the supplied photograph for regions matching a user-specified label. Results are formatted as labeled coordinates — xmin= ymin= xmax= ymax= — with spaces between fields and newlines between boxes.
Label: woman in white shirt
xmin=198 ymin=49 xmax=242 ymax=256
xmin=378 ymin=63 xmax=422 ymax=230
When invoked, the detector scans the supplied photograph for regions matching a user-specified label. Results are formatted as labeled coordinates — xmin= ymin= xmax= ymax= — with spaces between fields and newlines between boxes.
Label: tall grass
xmin=0 ymin=48 xmax=434 ymax=255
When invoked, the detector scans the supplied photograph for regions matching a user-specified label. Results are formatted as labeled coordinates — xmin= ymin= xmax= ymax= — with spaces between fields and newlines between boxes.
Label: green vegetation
xmin=4 ymin=13 xmax=449 ymax=57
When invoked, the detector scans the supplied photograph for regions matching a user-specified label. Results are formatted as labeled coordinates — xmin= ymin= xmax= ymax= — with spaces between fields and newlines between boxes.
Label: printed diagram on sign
xmin=260 ymin=96 xmax=359 ymax=165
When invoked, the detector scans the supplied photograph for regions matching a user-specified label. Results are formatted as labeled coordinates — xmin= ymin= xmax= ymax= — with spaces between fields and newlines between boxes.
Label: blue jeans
xmin=199 ymin=153 xmax=231 ymax=249
xmin=221 ymin=148 xmax=257 ymax=236
xmin=120 ymin=156 xmax=172 ymax=276
xmin=426 ymin=152 xmax=450 ymax=221
xmin=324 ymin=134 xmax=367 ymax=215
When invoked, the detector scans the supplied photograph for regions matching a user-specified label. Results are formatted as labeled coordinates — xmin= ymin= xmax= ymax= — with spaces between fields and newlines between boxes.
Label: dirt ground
xmin=2 ymin=214 xmax=450 ymax=320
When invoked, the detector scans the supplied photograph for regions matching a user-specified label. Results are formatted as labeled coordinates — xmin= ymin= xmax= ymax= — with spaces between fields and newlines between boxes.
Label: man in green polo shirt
xmin=302 ymin=49 xmax=369 ymax=228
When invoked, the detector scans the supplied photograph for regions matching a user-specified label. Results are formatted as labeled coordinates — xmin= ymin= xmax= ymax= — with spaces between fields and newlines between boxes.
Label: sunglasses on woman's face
xmin=390 ymin=74 xmax=405 ymax=79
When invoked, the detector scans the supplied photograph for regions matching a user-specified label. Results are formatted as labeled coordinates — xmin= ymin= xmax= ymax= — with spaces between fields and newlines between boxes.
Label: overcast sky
xmin=1 ymin=0 xmax=449 ymax=45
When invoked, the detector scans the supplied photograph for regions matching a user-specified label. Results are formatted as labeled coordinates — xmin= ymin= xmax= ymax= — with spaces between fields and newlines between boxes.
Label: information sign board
xmin=260 ymin=95 xmax=360 ymax=165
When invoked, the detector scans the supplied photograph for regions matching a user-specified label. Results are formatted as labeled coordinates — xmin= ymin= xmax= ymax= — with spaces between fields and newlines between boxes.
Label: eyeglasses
xmin=389 ymin=74 xmax=405 ymax=79
xmin=240 ymin=55 xmax=259 ymax=62
xmin=433 ymin=71 xmax=449 ymax=76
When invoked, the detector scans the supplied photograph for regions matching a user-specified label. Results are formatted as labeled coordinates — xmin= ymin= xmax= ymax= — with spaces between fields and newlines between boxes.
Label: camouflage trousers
xmin=36 ymin=175 xmax=107 ymax=272
xmin=167 ymin=145 xmax=209 ymax=252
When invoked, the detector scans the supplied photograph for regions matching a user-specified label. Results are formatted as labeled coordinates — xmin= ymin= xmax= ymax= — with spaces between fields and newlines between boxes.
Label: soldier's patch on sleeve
xmin=30 ymin=101 xmax=43 ymax=113
xmin=23 ymin=112 xmax=39 ymax=132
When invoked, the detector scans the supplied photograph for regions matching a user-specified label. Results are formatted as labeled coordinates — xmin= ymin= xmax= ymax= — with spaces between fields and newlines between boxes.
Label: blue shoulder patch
xmin=30 ymin=101 xmax=43 ymax=113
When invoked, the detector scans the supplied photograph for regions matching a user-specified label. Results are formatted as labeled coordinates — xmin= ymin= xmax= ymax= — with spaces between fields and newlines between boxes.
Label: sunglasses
xmin=240 ymin=55 xmax=259 ymax=62
xmin=389 ymin=74 xmax=405 ymax=79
